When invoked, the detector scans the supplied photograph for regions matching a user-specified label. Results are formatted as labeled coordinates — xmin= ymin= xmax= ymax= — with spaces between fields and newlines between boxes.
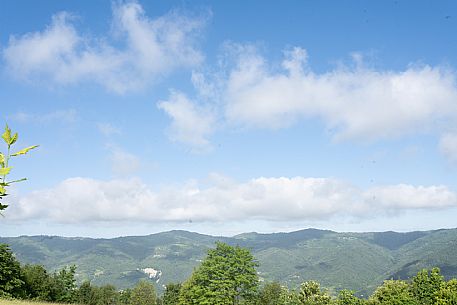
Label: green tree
xmin=369 ymin=280 xmax=418 ymax=305
xmin=436 ymin=279 xmax=457 ymax=305
xmin=77 ymin=281 xmax=98 ymax=305
xmin=77 ymin=282 xmax=119 ymax=305
xmin=21 ymin=264 xmax=51 ymax=300
xmin=0 ymin=124 xmax=38 ymax=212
xmin=259 ymin=281 xmax=283 ymax=305
xmin=336 ymin=289 xmax=365 ymax=305
xmin=119 ymin=288 xmax=133 ymax=305
xmin=179 ymin=242 xmax=259 ymax=305
xmin=277 ymin=286 xmax=301 ymax=305
xmin=49 ymin=265 xmax=77 ymax=303
xmin=0 ymin=243 xmax=24 ymax=298
xmin=298 ymin=280 xmax=332 ymax=305
xmin=162 ymin=283 xmax=181 ymax=305
xmin=130 ymin=280 xmax=157 ymax=305
xmin=95 ymin=284 xmax=119 ymax=305
xmin=411 ymin=267 xmax=444 ymax=305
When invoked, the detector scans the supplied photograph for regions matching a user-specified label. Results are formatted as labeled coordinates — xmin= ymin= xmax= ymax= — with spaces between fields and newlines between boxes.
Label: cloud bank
xmin=3 ymin=2 xmax=205 ymax=93
xmin=7 ymin=176 xmax=457 ymax=223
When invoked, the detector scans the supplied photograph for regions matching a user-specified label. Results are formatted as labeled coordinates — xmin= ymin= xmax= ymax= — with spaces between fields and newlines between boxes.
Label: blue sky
xmin=1 ymin=0 xmax=457 ymax=237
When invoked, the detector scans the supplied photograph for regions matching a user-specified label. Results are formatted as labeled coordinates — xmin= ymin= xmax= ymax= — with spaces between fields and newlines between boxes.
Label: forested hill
xmin=1 ymin=228 xmax=457 ymax=295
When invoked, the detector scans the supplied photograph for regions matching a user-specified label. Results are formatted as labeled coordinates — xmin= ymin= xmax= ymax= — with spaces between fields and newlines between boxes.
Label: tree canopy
xmin=179 ymin=242 xmax=259 ymax=305
xmin=130 ymin=280 xmax=157 ymax=305
xmin=0 ymin=244 xmax=24 ymax=298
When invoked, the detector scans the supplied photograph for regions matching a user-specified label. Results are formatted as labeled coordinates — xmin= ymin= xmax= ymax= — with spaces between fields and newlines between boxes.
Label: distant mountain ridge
xmin=2 ymin=228 xmax=457 ymax=296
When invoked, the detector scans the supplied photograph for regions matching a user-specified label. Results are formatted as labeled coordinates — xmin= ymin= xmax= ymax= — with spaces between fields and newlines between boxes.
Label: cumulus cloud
xmin=3 ymin=2 xmax=205 ymax=93
xmin=166 ymin=44 xmax=457 ymax=158
xmin=6 ymin=176 xmax=457 ymax=223
xmin=157 ymin=91 xmax=216 ymax=151
xmin=218 ymin=45 xmax=457 ymax=141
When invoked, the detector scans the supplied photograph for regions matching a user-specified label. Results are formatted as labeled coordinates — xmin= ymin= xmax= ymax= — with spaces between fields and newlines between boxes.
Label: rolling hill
xmin=1 ymin=228 xmax=457 ymax=295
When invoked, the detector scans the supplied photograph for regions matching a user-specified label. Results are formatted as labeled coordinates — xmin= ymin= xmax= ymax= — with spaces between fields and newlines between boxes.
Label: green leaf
xmin=0 ymin=203 xmax=8 ymax=210
xmin=2 ymin=124 xmax=11 ymax=145
xmin=0 ymin=167 xmax=11 ymax=175
xmin=0 ymin=185 xmax=5 ymax=195
xmin=10 ymin=132 xmax=18 ymax=145
xmin=11 ymin=145 xmax=39 ymax=157
xmin=0 ymin=153 xmax=4 ymax=167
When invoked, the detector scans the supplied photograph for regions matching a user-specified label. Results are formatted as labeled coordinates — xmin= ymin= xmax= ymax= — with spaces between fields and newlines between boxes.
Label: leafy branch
xmin=0 ymin=124 xmax=38 ymax=213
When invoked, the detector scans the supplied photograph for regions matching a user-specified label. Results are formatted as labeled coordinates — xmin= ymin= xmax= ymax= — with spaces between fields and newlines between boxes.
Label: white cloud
xmin=365 ymin=184 xmax=457 ymax=210
xmin=3 ymin=2 xmax=205 ymax=93
xmin=219 ymin=45 xmax=457 ymax=141
xmin=6 ymin=176 xmax=457 ymax=223
xmin=180 ymin=44 xmax=457 ymax=158
xmin=9 ymin=109 xmax=78 ymax=124
xmin=157 ymin=91 xmax=215 ymax=151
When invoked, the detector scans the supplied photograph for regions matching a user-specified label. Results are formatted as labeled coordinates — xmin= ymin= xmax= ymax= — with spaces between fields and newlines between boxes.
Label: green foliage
xmin=369 ymin=280 xmax=418 ymax=305
xmin=436 ymin=279 xmax=457 ymax=305
xmin=0 ymin=244 xmax=24 ymax=298
xmin=21 ymin=264 xmax=51 ymax=301
xmin=298 ymin=280 xmax=332 ymax=305
xmin=411 ymin=267 xmax=444 ymax=305
xmin=0 ymin=124 xmax=38 ymax=212
xmin=119 ymin=288 xmax=133 ymax=305
xmin=0 ymin=242 xmax=80 ymax=303
xmin=3 ymin=231 xmax=457 ymax=305
xmin=94 ymin=284 xmax=119 ymax=305
xmin=258 ymin=281 xmax=283 ymax=305
xmin=5 ymin=240 xmax=457 ymax=305
xmin=277 ymin=286 xmax=301 ymax=305
xmin=179 ymin=242 xmax=259 ymax=305
xmin=76 ymin=281 xmax=120 ymax=305
xmin=77 ymin=281 xmax=97 ymax=305
xmin=162 ymin=283 xmax=181 ymax=305
xmin=130 ymin=280 xmax=157 ymax=305
xmin=336 ymin=290 xmax=365 ymax=305
xmin=4 ymin=228 xmax=457 ymax=294
xmin=49 ymin=265 xmax=77 ymax=303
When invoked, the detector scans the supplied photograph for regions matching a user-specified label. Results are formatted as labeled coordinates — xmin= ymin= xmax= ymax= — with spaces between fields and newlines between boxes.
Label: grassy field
xmin=0 ymin=300 xmax=77 ymax=305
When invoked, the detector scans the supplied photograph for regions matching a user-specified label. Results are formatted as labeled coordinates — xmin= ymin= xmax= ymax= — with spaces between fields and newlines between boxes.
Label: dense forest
xmin=3 ymin=228 xmax=457 ymax=294
xmin=1 ymin=242 xmax=457 ymax=305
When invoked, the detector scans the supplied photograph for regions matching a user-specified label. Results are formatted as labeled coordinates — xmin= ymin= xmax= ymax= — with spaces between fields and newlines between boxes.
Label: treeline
xmin=1 ymin=242 xmax=457 ymax=305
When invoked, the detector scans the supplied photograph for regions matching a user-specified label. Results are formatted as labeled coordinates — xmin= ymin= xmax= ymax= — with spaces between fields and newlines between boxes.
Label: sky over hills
xmin=1 ymin=0 xmax=457 ymax=237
